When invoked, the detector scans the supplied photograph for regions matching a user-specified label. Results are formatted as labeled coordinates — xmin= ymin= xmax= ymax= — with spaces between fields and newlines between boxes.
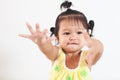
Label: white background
xmin=0 ymin=0 xmax=120 ymax=80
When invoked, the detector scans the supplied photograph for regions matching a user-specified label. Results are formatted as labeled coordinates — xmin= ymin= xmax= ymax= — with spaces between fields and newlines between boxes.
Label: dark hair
xmin=50 ymin=1 xmax=94 ymax=37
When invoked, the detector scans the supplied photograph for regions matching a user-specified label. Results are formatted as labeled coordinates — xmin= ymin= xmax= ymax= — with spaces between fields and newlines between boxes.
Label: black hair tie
xmin=60 ymin=1 xmax=72 ymax=9
xmin=50 ymin=27 xmax=55 ymax=37
xmin=89 ymin=20 xmax=94 ymax=37
xmin=89 ymin=20 xmax=94 ymax=29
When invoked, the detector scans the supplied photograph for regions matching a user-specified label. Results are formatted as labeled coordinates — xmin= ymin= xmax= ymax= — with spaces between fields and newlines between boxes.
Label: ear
xmin=56 ymin=36 xmax=59 ymax=42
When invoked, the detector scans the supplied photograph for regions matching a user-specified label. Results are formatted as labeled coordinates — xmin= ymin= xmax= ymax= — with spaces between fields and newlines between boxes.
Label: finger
xmin=83 ymin=30 xmax=90 ymax=40
xmin=48 ymin=35 xmax=56 ymax=42
xmin=18 ymin=34 xmax=30 ymax=38
xmin=36 ymin=23 xmax=40 ymax=32
xmin=82 ymin=30 xmax=91 ymax=46
xmin=85 ymin=52 xmax=91 ymax=66
xmin=26 ymin=22 xmax=35 ymax=34
xmin=80 ymin=30 xmax=88 ymax=46
xmin=42 ymin=29 xmax=48 ymax=35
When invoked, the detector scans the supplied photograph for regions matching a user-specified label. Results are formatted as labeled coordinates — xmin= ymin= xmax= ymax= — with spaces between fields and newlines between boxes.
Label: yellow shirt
xmin=50 ymin=48 xmax=92 ymax=80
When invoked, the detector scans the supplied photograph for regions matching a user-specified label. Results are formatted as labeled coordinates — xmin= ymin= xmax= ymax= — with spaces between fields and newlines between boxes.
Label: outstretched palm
xmin=19 ymin=22 xmax=54 ymax=45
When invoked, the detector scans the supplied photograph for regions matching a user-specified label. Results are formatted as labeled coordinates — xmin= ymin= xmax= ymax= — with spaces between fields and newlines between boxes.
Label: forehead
xmin=59 ymin=19 xmax=85 ymax=30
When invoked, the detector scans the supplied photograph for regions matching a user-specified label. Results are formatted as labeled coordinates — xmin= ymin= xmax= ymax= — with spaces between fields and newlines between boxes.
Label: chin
xmin=67 ymin=46 xmax=80 ymax=51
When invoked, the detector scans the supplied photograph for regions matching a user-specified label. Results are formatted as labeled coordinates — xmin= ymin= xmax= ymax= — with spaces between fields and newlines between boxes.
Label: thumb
xmin=85 ymin=52 xmax=92 ymax=69
xmin=82 ymin=30 xmax=91 ymax=47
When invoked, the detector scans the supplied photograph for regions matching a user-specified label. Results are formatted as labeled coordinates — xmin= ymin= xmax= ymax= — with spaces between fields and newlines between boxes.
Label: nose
xmin=69 ymin=33 xmax=77 ymax=40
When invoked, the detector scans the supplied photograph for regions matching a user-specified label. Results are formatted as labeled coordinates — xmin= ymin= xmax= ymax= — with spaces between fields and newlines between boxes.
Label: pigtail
xmin=50 ymin=27 xmax=55 ymax=37
xmin=88 ymin=20 xmax=94 ymax=37
xmin=60 ymin=1 xmax=72 ymax=9
xmin=50 ymin=1 xmax=73 ymax=37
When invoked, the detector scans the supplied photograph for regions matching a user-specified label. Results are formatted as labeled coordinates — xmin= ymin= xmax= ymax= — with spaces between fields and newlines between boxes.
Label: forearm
xmin=93 ymin=39 xmax=104 ymax=64
xmin=86 ymin=38 xmax=104 ymax=67
xmin=37 ymin=42 xmax=58 ymax=61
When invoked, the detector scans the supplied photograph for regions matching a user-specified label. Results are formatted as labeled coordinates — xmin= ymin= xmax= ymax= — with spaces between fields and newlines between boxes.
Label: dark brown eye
xmin=63 ymin=32 xmax=70 ymax=35
xmin=77 ymin=31 xmax=82 ymax=34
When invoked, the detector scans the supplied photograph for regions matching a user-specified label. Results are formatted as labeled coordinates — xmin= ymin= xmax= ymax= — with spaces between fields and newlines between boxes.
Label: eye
xmin=63 ymin=32 xmax=70 ymax=35
xmin=77 ymin=31 xmax=82 ymax=34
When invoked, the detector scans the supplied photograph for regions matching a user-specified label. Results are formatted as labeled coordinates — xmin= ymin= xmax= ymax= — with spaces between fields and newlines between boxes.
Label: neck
xmin=62 ymin=48 xmax=81 ymax=57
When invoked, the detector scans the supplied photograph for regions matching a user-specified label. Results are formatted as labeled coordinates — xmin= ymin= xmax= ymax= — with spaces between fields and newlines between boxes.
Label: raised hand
xmin=82 ymin=30 xmax=103 ymax=68
xmin=19 ymin=22 xmax=54 ymax=45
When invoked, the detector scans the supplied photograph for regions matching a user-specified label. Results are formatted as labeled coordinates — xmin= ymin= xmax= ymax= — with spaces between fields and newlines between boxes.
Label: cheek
xmin=59 ymin=37 xmax=68 ymax=44
xmin=79 ymin=35 xmax=87 ymax=45
xmin=59 ymin=38 xmax=66 ymax=43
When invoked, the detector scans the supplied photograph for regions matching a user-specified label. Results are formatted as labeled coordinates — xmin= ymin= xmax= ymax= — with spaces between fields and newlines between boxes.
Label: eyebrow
xmin=60 ymin=25 xmax=85 ymax=31
xmin=62 ymin=29 xmax=69 ymax=31
xmin=62 ymin=29 xmax=85 ymax=33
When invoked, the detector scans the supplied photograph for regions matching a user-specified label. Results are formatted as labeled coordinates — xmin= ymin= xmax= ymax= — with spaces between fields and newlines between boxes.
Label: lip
xmin=67 ymin=43 xmax=78 ymax=45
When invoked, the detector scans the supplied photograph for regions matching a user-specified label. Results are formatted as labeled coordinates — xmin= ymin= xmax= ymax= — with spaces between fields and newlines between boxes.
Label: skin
xmin=58 ymin=20 xmax=88 ymax=69
xmin=19 ymin=21 xmax=103 ymax=69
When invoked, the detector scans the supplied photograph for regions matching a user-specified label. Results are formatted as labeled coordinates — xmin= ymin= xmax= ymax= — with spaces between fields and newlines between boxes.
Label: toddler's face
xmin=57 ymin=20 xmax=89 ymax=53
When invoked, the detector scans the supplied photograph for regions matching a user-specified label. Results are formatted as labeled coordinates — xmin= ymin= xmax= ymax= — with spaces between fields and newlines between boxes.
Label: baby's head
xmin=50 ymin=1 xmax=94 ymax=37
xmin=50 ymin=1 xmax=94 ymax=51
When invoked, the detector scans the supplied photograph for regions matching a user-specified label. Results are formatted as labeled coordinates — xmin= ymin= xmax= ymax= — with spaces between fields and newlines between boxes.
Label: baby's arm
xmin=19 ymin=22 xmax=59 ymax=61
xmin=37 ymin=38 xmax=59 ymax=61
xmin=82 ymin=30 xmax=103 ymax=68
xmin=86 ymin=38 xmax=104 ymax=68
